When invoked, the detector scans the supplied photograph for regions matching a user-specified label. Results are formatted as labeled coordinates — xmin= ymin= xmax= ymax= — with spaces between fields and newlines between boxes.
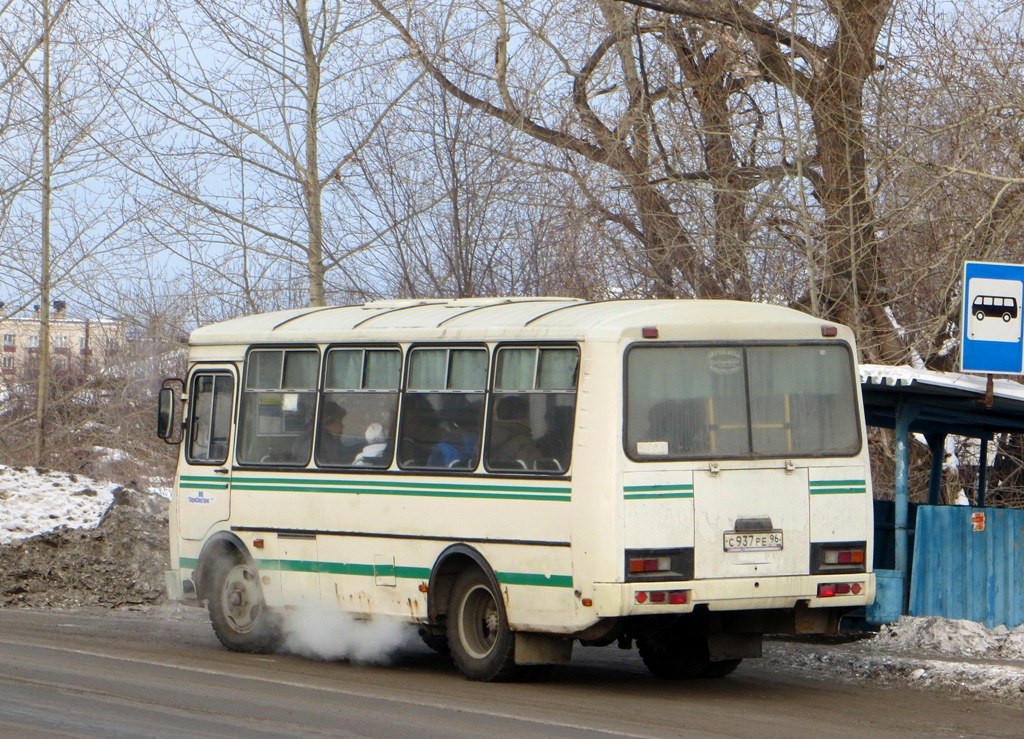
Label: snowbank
xmin=0 ymin=466 xmax=117 ymax=545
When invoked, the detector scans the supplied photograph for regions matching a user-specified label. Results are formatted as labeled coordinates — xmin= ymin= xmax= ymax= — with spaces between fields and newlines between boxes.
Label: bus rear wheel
xmin=638 ymin=630 xmax=712 ymax=680
xmin=447 ymin=568 xmax=519 ymax=681
xmin=207 ymin=556 xmax=281 ymax=654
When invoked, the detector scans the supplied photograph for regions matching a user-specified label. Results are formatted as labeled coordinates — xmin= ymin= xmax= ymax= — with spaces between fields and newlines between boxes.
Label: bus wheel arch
xmin=427 ymin=544 xmax=503 ymax=625
xmin=196 ymin=533 xmax=281 ymax=654
xmin=194 ymin=533 xmax=250 ymax=601
xmin=428 ymin=545 xmax=520 ymax=681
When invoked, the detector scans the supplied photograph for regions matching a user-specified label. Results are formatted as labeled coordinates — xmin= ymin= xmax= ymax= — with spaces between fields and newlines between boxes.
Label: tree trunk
xmin=34 ymin=0 xmax=53 ymax=466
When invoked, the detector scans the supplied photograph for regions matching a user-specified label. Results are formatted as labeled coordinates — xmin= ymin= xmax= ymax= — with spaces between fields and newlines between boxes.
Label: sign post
xmin=961 ymin=261 xmax=1024 ymax=375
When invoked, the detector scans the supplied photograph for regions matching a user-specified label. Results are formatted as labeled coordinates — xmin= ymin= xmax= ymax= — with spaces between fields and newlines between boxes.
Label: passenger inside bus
xmin=487 ymin=394 xmax=542 ymax=470
xmin=316 ymin=401 xmax=350 ymax=464
xmin=646 ymin=398 xmax=710 ymax=456
xmin=398 ymin=394 xmax=444 ymax=466
xmin=427 ymin=396 xmax=481 ymax=469
xmin=353 ymin=422 xmax=390 ymax=466
xmin=537 ymin=404 xmax=574 ymax=469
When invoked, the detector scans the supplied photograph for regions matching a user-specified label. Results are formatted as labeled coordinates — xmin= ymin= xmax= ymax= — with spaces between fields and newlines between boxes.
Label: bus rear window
xmin=625 ymin=343 xmax=860 ymax=460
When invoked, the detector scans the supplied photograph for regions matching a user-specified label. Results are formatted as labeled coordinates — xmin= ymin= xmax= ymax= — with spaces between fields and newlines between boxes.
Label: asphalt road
xmin=0 ymin=607 xmax=1020 ymax=738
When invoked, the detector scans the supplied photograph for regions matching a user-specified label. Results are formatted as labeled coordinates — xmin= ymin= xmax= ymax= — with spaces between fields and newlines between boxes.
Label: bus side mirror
xmin=158 ymin=379 xmax=185 ymax=443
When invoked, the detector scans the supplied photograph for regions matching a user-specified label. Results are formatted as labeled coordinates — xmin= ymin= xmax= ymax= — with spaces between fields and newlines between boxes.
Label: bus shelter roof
xmin=860 ymin=364 xmax=1024 ymax=439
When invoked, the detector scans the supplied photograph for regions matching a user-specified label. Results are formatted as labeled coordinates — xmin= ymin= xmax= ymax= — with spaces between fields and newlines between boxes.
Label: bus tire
xmin=702 ymin=658 xmax=742 ymax=678
xmin=206 ymin=555 xmax=281 ymax=654
xmin=637 ymin=630 xmax=710 ymax=680
xmin=447 ymin=568 xmax=519 ymax=681
xmin=418 ymin=627 xmax=450 ymax=656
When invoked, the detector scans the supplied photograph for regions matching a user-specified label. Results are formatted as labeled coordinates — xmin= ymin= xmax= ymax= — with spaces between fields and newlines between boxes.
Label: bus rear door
xmin=692 ymin=466 xmax=810 ymax=579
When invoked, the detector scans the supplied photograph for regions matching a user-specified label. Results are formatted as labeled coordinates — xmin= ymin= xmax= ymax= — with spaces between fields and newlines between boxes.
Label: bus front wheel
xmin=447 ymin=568 xmax=518 ymax=681
xmin=206 ymin=556 xmax=281 ymax=654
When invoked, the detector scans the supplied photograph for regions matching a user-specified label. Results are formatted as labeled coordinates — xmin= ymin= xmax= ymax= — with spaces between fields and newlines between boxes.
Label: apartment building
xmin=0 ymin=302 xmax=126 ymax=379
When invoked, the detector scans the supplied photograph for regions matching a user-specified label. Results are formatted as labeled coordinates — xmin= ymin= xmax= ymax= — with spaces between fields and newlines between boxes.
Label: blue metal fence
xmin=909 ymin=505 xmax=1024 ymax=628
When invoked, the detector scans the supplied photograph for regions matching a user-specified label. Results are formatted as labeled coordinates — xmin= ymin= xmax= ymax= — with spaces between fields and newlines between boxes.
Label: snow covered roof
xmin=860 ymin=363 xmax=1024 ymax=437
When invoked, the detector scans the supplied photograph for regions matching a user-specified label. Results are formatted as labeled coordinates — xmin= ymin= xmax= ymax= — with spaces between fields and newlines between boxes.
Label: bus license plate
xmin=724 ymin=530 xmax=783 ymax=552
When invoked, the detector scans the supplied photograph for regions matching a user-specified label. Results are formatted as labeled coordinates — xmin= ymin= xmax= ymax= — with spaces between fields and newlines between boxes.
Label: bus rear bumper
xmin=590 ymin=572 xmax=875 ymax=618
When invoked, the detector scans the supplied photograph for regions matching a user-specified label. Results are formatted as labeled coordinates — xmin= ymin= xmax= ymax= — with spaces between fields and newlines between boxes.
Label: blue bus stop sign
xmin=961 ymin=261 xmax=1024 ymax=374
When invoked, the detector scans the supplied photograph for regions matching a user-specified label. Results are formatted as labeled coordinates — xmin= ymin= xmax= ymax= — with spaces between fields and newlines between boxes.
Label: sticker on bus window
xmin=636 ymin=440 xmax=669 ymax=456
xmin=708 ymin=348 xmax=742 ymax=374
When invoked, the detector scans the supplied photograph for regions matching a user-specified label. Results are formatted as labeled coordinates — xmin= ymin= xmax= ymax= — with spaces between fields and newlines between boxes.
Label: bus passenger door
xmin=178 ymin=368 xmax=236 ymax=541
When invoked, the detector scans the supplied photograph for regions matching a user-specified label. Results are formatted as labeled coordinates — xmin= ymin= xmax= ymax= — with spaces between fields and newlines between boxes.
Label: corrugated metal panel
xmin=909 ymin=505 xmax=1024 ymax=628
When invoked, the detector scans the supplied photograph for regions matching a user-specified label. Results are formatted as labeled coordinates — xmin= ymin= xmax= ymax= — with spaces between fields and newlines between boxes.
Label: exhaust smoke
xmin=280 ymin=607 xmax=413 ymax=665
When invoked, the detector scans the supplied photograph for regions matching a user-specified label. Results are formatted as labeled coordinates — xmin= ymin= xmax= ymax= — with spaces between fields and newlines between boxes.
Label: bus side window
xmin=236 ymin=349 xmax=319 ymax=466
xmin=317 ymin=347 xmax=401 ymax=469
xmin=486 ymin=345 xmax=577 ymax=474
xmin=399 ymin=347 xmax=487 ymax=471
xmin=187 ymin=373 xmax=235 ymax=465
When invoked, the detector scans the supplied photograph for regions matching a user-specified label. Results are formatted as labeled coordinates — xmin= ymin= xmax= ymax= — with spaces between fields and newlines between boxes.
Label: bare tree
xmin=103 ymin=0 xmax=410 ymax=309
xmin=336 ymin=78 xmax=617 ymax=300
xmin=868 ymin=0 xmax=1024 ymax=370
xmin=371 ymin=0 xmax=775 ymax=299
xmin=0 ymin=0 xmax=147 ymax=466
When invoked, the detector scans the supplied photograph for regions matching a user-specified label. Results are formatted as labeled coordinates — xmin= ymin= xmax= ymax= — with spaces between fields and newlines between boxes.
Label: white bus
xmin=159 ymin=298 xmax=874 ymax=681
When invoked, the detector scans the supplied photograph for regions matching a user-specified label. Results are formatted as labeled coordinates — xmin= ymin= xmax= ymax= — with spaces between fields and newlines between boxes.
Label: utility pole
xmin=34 ymin=0 xmax=53 ymax=465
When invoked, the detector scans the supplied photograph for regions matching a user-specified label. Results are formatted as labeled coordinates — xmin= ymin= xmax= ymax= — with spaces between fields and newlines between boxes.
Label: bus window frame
xmin=622 ymin=340 xmax=862 ymax=463
xmin=316 ymin=344 xmax=404 ymax=470
xmin=398 ymin=344 xmax=489 ymax=473
xmin=184 ymin=367 xmax=236 ymax=466
xmin=236 ymin=345 xmax=321 ymax=468
xmin=483 ymin=342 xmax=579 ymax=476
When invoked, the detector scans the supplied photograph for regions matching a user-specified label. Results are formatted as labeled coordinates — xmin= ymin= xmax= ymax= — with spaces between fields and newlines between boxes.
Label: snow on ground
xmin=0 ymin=466 xmax=118 ymax=545
xmin=2 ymin=465 xmax=1024 ymax=703
xmin=763 ymin=617 xmax=1024 ymax=704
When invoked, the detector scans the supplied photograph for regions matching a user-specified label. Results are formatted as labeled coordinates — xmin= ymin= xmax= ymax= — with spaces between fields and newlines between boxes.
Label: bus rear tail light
xmin=636 ymin=590 xmax=689 ymax=605
xmin=811 ymin=542 xmax=867 ymax=574
xmin=624 ymin=548 xmax=694 ymax=581
xmin=817 ymin=582 xmax=864 ymax=598
xmin=628 ymin=556 xmax=671 ymax=574
xmin=823 ymin=549 xmax=865 ymax=565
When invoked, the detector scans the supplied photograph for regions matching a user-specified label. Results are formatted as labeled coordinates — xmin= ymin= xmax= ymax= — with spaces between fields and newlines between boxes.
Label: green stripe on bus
xmin=177 ymin=556 xmax=567 ymax=588
xmin=809 ymin=480 xmax=866 ymax=495
xmin=624 ymin=483 xmax=694 ymax=500
xmin=180 ymin=475 xmax=571 ymax=502
xmin=179 ymin=481 xmax=229 ymax=490
xmin=624 ymin=492 xmax=694 ymax=500
xmin=231 ymin=484 xmax=568 ymax=502
xmin=496 ymin=572 xmax=573 ymax=588
xmin=201 ymin=557 xmax=566 ymax=587
xmin=217 ymin=476 xmax=570 ymax=494
xmin=623 ymin=484 xmax=693 ymax=492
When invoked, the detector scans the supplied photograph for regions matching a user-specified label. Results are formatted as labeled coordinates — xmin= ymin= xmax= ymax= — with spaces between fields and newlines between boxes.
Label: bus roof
xmin=188 ymin=298 xmax=843 ymax=347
